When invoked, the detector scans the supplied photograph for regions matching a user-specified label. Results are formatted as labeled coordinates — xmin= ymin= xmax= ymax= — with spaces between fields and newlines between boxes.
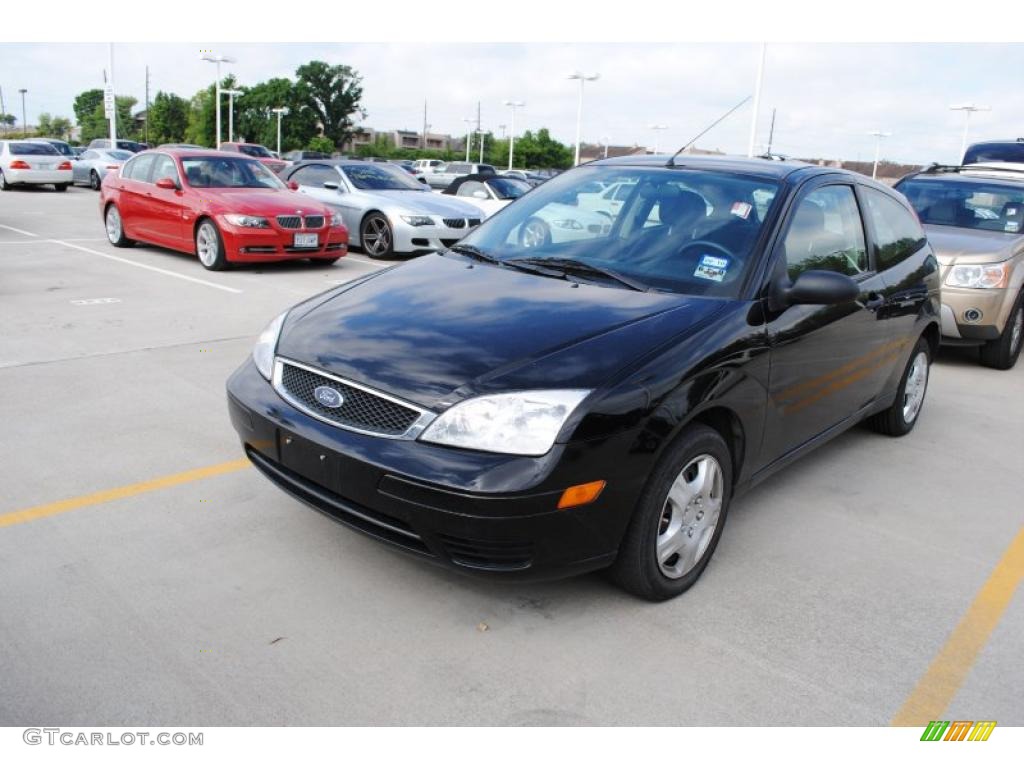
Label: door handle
xmin=864 ymin=293 xmax=885 ymax=311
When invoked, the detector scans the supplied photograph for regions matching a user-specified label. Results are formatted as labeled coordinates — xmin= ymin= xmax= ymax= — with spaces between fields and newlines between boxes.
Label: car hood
xmin=277 ymin=253 xmax=729 ymax=408
xmin=925 ymin=224 xmax=1024 ymax=265
xmin=357 ymin=189 xmax=484 ymax=217
xmin=201 ymin=188 xmax=328 ymax=217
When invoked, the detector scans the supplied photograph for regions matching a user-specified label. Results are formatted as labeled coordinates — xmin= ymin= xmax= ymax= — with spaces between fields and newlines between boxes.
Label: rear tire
xmin=55 ymin=183 xmax=69 ymax=192
xmin=104 ymin=204 xmax=133 ymax=248
xmin=195 ymin=219 xmax=228 ymax=271
xmin=867 ymin=337 xmax=931 ymax=436
xmin=979 ymin=293 xmax=1023 ymax=370
xmin=608 ymin=424 xmax=733 ymax=601
xmin=0 ymin=171 xmax=9 ymax=191
xmin=90 ymin=170 xmax=101 ymax=191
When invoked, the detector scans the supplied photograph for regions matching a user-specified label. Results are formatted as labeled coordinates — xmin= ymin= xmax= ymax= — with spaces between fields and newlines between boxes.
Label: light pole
xmin=649 ymin=124 xmax=669 ymax=155
xmin=950 ymin=103 xmax=991 ymax=162
xmin=504 ymin=100 xmax=524 ymax=170
xmin=222 ymin=89 xmax=242 ymax=143
xmin=272 ymin=107 xmax=287 ymax=156
xmin=200 ymin=53 xmax=236 ymax=148
xmin=568 ymin=72 xmax=599 ymax=166
xmin=868 ymin=131 xmax=891 ymax=179
xmin=18 ymin=88 xmax=27 ymax=135
xmin=600 ymin=135 xmax=611 ymax=159
xmin=747 ymin=42 xmax=766 ymax=157
xmin=462 ymin=117 xmax=473 ymax=162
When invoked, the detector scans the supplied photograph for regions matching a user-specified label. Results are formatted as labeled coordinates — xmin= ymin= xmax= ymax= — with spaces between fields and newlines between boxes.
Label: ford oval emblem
xmin=313 ymin=385 xmax=344 ymax=409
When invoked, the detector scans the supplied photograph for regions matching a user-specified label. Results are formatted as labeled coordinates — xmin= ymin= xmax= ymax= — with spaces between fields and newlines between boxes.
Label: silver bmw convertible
xmin=284 ymin=160 xmax=487 ymax=258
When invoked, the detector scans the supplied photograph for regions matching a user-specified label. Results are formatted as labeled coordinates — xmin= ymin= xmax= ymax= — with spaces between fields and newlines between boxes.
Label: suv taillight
xmin=9 ymin=160 xmax=30 ymax=169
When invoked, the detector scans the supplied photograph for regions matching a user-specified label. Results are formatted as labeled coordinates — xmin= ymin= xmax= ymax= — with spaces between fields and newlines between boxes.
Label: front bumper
xmin=940 ymin=287 xmax=1014 ymax=342
xmin=227 ymin=358 xmax=642 ymax=580
xmin=391 ymin=219 xmax=479 ymax=255
xmin=5 ymin=168 xmax=72 ymax=185
xmin=219 ymin=219 xmax=348 ymax=263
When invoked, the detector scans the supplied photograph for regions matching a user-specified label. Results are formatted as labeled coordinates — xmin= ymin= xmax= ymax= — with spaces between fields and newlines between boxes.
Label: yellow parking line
xmin=891 ymin=527 xmax=1024 ymax=726
xmin=0 ymin=458 xmax=251 ymax=529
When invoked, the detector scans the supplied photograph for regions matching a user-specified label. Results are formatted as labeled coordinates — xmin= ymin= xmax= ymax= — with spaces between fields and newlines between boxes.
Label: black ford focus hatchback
xmin=227 ymin=155 xmax=941 ymax=600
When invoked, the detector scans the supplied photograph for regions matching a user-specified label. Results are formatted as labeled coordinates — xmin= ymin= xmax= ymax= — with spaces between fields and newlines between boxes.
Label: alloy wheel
xmin=90 ymin=171 xmax=100 ymax=190
xmin=656 ymin=454 xmax=724 ymax=579
xmin=196 ymin=222 xmax=219 ymax=267
xmin=362 ymin=217 xmax=391 ymax=257
xmin=105 ymin=207 xmax=122 ymax=243
xmin=521 ymin=219 xmax=548 ymax=248
xmin=902 ymin=351 xmax=929 ymax=424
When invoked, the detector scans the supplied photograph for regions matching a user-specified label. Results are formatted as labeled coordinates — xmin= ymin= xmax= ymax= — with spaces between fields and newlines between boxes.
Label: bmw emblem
xmin=313 ymin=385 xmax=344 ymax=409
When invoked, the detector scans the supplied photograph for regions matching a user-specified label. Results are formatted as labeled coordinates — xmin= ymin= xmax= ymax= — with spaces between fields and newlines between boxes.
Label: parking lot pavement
xmin=1 ymin=186 xmax=1022 ymax=726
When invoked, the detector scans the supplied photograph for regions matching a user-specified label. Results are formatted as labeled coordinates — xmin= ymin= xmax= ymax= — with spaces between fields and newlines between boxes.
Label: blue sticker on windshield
xmin=694 ymin=254 xmax=729 ymax=282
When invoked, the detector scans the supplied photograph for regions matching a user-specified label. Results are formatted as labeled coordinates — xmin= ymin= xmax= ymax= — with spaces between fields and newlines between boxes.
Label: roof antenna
xmin=667 ymin=95 xmax=751 ymax=168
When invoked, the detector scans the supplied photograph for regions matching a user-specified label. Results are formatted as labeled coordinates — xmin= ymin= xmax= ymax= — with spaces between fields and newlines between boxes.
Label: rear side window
xmin=862 ymin=188 xmax=927 ymax=271
xmin=127 ymin=154 xmax=156 ymax=182
xmin=783 ymin=185 xmax=868 ymax=279
xmin=11 ymin=142 xmax=59 ymax=155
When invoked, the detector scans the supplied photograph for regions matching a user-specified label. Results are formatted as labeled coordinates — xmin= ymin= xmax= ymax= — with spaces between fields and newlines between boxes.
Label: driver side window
xmin=457 ymin=181 xmax=486 ymax=198
xmin=783 ymin=186 xmax=867 ymax=280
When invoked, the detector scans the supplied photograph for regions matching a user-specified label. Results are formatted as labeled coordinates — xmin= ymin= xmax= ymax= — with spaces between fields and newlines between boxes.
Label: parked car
xmin=157 ymin=143 xmax=207 ymax=150
xmin=72 ymin=148 xmax=133 ymax=190
xmin=219 ymin=142 xmax=288 ymax=175
xmin=99 ymin=149 xmax=348 ymax=270
xmin=895 ymin=163 xmax=1024 ymax=369
xmin=425 ymin=161 xmax=498 ymax=190
xmin=503 ymin=169 xmax=547 ymax=186
xmin=442 ymin=174 xmax=532 ymax=216
xmin=227 ymin=155 xmax=940 ymax=600
xmin=283 ymin=150 xmax=331 ymax=162
xmin=577 ymin=179 xmax=637 ymax=218
xmin=87 ymin=138 xmax=146 ymax=153
xmin=0 ymin=140 xmax=72 ymax=191
xmin=411 ymin=158 xmax=445 ymax=177
xmin=26 ymin=137 xmax=75 ymax=157
xmin=70 ymin=146 xmax=86 ymax=157
xmin=284 ymin=159 xmax=485 ymax=258
xmin=962 ymin=139 xmax=1024 ymax=166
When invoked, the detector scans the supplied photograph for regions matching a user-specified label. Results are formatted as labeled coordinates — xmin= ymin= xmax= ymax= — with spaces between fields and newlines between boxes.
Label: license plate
xmin=38 ymin=163 xmax=54 ymax=170
xmin=279 ymin=431 xmax=336 ymax=489
xmin=293 ymin=233 xmax=319 ymax=248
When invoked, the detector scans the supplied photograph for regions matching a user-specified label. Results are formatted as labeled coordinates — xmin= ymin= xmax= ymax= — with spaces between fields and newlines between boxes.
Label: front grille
xmin=468 ymin=218 xmax=481 ymax=227
xmin=437 ymin=534 xmax=533 ymax=571
xmin=442 ymin=218 xmax=466 ymax=229
xmin=277 ymin=215 xmax=301 ymax=229
xmin=278 ymin=361 xmax=423 ymax=436
xmin=304 ymin=215 xmax=325 ymax=229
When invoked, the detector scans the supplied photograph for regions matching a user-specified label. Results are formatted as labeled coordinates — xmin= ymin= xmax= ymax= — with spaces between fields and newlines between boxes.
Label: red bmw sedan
xmin=99 ymin=149 xmax=348 ymax=270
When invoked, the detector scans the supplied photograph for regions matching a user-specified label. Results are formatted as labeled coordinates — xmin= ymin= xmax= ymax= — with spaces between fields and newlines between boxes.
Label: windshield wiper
xmin=448 ymin=244 xmax=567 ymax=277
xmin=447 ymin=243 xmax=503 ymax=264
xmin=506 ymin=257 xmax=652 ymax=292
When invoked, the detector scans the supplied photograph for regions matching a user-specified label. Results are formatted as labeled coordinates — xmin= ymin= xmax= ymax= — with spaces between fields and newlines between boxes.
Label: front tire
xmin=90 ymin=170 xmax=101 ymax=191
xmin=608 ymin=424 xmax=733 ymax=601
xmin=519 ymin=217 xmax=551 ymax=248
xmin=867 ymin=337 xmax=930 ymax=436
xmin=979 ymin=293 xmax=1023 ymax=370
xmin=195 ymin=219 xmax=228 ymax=271
xmin=104 ymin=204 xmax=133 ymax=248
xmin=360 ymin=213 xmax=395 ymax=259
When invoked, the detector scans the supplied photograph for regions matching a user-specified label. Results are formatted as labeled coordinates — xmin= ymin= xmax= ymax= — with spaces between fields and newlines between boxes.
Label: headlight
xmin=401 ymin=215 xmax=434 ymax=226
xmin=945 ymin=262 xmax=1010 ymax=289
xmin=252 ymin=311 xmax=287 ymax=380
xmin=224 ymin=214 xmax=270 ymax=228
xmin=330 ymin=212 xmax=344 ymax=227
xmin=419 ymin=390 xmax=590 ymax=456
xmin=551 ymin=218 xmax=583 ymax=230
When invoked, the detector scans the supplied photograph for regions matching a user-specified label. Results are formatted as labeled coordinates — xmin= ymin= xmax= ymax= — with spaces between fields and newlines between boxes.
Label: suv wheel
xmin=980 ymin=293 xmax=1024 ymax=370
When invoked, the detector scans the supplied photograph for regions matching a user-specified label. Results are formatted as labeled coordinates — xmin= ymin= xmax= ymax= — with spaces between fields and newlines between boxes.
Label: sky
xmin=1 ymin=42 xmax=1021 ymax=164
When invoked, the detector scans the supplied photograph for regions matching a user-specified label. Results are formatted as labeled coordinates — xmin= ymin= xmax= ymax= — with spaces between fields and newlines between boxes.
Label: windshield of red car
xmin=181 ymin=157 xmax=286 ymax=189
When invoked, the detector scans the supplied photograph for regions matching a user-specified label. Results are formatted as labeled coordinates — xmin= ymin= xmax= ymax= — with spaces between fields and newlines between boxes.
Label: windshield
xmin=236 ymin=144 xmax=273 ymax=158
xmin=341 ymin=163 xmax=425 ymax=191
xmin=11 ymin=142 xmax=59 ymax=155
xmin=488 ymin=177 xmax=530 ymax=199
xmin=963 ymin=143 xmax=1024 ymax=165
xmin=181 ymin=156 xmax=286 ymax=189
xmin=898 ymin=177 xmax=1024 ymax=233
xmin=457 ymin=165 xmax=782 ymax=297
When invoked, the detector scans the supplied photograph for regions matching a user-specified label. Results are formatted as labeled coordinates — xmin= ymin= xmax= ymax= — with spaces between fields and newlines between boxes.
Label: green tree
xmin=236 ymin=77 xmax=317 ymax=151
xmin=184 ymin=85 xmax=215 ymax=147
xmin=1 ymin=114 xmax=15 ymax=128
xmin=147 ymin=91 xmax=189 ymax=145
xmin=50 ymin=116 xmax=72 ymax=139
xmin=511 ymin=128 xmax=573 ymax=169
xmin=73 ymin=89 xmax=104 ymax=138
xmin=295 ymin=61 xmax=364 ymax=150
xmin=307 ymin=135 xmax=334 ymax=154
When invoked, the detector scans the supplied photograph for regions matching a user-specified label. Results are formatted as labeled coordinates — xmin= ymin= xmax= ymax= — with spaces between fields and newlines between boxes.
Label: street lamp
xmin=600 ymin=135 xmax=611 ymax=159
xmin=222 ymin=89 xmax=242 ymax=143
xmin=18 ymin=88 xmax=27 ymax=135
xmin=462 ymin=117 xmax=473 ymax=162
xmin=950 ymin=103 xmax=991 ymax=162
xmin=503 ymin=100 xmax=524 ymax=170
xmin=568 ymin=72 xmax=599 ymax=166
xmin=200 ymin=53 xmax=236 ymax=148
xmin=272 ymin=107 xmax=288 ymax=156
xmin=868 ymin=130 xmax=891 ymax=179
xmin=649 ymin=124 xmax=669 ymax=155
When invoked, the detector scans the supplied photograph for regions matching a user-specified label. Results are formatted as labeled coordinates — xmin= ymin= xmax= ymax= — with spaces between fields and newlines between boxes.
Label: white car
xmin=443 ymin=175 xmax=533 ymax=217
xmin=576 ymin=180 xmax=635 ymax=219
xmin=0 ymin=140 xmax=73 ymax=191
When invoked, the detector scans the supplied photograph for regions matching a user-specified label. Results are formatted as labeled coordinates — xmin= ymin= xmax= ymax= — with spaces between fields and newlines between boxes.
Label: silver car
xmin=285 ymin=160 xmax=486 ymax=258
xmin=0 ymin=140 xmax=72 ymax=191
xmin=72 ymin=149 xmax=133 ymax=190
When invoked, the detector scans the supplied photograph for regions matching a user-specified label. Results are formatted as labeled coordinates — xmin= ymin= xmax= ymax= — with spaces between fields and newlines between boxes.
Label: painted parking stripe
xmin=0 ymin=223 xmax=38 ymax=237
xmin=51 ymin=239 xmax=243 ymax=294
xmin=891 ymin=526 xmax=1024 ymax=726
xmin=0 ymin=458 xmax=252 ymax=529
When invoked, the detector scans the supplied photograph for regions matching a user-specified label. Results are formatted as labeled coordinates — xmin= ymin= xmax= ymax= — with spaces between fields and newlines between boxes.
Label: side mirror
xmin=472 ymin=189 xmax=489 ymax=200
xmin=287 ymin=180 xmax=299 ymax=191
xmin=774 ymin=270 xmax=860 ymax=307
xmin=155 ymin=177 xmax=178 ymax=190
xmin=323 ymin=181 xmax=340 ymax=190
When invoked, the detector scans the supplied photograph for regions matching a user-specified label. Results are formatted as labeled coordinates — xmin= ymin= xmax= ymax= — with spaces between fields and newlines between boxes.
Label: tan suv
xmin=896 ymin=164 xmax=1024 ymax=369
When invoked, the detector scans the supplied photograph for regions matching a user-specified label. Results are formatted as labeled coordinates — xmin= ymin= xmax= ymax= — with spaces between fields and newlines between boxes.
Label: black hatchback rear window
xmin=10 ymin=142 xmax=59 ymax=155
